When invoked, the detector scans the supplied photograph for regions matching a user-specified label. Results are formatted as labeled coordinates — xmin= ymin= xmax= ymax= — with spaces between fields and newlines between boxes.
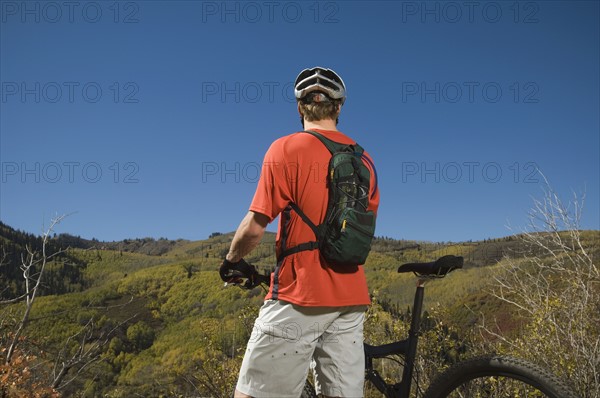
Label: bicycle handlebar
xmin=220 ymin=255 xmax=464 ymax=290
xmin=220 ymin=258 xmax=270 ymax=289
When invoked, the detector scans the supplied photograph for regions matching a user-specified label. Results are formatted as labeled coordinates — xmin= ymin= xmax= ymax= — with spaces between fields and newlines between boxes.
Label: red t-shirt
xmin=250 ymin=129 xmax=380 ymax=307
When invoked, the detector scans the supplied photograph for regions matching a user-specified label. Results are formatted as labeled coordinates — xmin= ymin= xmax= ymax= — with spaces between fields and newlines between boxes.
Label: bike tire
xmin=423 ymin=355 xmax=579 ymax=398
xmin=301 ymin=380 xmax=317 ymax=398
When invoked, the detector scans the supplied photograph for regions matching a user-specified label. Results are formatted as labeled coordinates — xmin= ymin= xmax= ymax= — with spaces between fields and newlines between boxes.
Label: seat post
xmin=399 ymin=278 xmax=426 ymax=397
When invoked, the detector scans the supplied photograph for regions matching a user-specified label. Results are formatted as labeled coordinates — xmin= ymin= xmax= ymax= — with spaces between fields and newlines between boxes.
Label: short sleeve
xmin=249 ymin=138 xmax=292 ymax=222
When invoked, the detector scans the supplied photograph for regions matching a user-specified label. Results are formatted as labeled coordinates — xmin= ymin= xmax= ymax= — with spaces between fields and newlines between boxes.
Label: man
xmin=221 ymin=67 xmax=380 ymax=397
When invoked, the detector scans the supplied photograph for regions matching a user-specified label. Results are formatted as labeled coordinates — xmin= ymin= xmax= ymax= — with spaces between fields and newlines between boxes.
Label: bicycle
xmin=221 ymin=255 xmax=579 ymax=398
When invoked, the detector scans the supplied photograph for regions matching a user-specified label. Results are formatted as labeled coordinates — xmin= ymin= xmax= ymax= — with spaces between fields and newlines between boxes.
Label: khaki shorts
xmin=236 ymin=300 xmax=367 ymax=398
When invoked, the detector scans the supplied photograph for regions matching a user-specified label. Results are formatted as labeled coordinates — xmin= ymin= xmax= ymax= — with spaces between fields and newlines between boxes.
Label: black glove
xmin=219 ymin=258 xmax=259 ymax=289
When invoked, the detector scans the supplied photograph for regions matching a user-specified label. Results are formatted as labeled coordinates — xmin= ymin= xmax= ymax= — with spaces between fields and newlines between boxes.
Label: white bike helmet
xmin=294 ymin=67 xmax=346 ymax=105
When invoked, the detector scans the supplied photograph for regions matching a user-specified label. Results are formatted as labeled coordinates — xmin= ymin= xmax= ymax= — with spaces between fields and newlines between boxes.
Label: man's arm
xmin=226 ymin=211 xmax=270 ymax=263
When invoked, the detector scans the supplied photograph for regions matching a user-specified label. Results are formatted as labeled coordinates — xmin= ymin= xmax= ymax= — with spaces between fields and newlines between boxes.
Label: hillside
xmin=1 ymin=221 xmax=598 ymax=397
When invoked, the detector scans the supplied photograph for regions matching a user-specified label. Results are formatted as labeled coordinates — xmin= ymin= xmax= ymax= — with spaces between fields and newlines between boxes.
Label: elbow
xmin=243 ymin=211 xmax=269 ymax=239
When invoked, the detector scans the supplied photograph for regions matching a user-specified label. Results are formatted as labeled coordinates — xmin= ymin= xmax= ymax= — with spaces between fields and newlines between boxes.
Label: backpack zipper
xmin=341 ymin=218 xmax=372 ymax=236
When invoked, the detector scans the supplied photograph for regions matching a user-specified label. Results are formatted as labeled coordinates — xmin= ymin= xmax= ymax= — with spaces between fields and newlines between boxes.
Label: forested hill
xmin=1 ymin=220 xmax=598 ymax=397
xmin=0 ymin=220 xmax=536 ymax=269
xmin=1 ymin=219 xmax=534 ymax=300
xmin=0 ymin=220 xmax=187 ymax=255
xmin=1 ymin=219 xmax=597 ymax=303
xmin=1 ymin=219 xmax=596 ymax=300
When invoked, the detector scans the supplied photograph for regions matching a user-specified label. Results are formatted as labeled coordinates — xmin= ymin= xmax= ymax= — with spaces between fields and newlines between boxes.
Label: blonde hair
xmin=298 ymin=99 xmax=341 ymax=124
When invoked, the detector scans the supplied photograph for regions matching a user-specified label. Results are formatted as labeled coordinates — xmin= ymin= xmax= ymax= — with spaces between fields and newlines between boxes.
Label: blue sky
xmin=1 ymin=0 xmax=598 ymax=243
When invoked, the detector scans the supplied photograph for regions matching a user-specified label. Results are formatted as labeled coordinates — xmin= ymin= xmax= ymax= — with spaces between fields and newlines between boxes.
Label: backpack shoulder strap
xmin=277 ymin=130 xmax=368 ymax=262
xmin=289 ymin=202 xmax=318 ymax=236
xmin=301 ymin=130 xmax=364 ymax=155
xmin=301 ymin=130 xmax=336 ymax=154
xmin=277 ymin=203 xmax=320 ymax=262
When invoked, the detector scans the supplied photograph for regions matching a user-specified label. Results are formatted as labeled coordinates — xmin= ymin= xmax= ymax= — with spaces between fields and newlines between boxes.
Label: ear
xmin=297 ymin=102 xmax=304 ymax=117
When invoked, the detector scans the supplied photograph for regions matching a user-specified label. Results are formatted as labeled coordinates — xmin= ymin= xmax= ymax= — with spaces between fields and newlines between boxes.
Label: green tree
xmin=126 ymin=322 xmax=155 ymax=352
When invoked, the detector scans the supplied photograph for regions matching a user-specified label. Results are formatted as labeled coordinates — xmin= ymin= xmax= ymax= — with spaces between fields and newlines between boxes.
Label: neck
xmin=303 ymin=118 xmax=338 ymax=132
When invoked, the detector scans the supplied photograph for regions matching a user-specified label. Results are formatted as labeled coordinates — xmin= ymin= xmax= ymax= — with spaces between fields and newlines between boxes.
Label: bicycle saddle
xmin=397 ymin=255 xmax=463 ymax=277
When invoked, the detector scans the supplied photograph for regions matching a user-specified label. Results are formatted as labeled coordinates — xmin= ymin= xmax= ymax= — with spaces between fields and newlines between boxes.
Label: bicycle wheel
xmin=423 ymin=355 xmax=579 ymax=398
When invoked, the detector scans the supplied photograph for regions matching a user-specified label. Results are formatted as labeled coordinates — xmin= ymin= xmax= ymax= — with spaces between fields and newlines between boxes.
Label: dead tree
xmin=4 ymin=215 xmax=66 ymax=364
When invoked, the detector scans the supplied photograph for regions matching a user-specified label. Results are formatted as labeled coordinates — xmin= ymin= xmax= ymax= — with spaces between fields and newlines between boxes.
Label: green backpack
xmin=277 ymin=130 xmax=377 ymax=266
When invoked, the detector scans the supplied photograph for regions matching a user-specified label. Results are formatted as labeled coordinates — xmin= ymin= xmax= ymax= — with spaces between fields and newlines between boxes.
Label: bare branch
xmin=490 ymin=178 xmax=599 ymax=397
xmin=0 ymin=292 xmax=29 ymax=305
xmin=52 ymin=313 xmax=138 ymax=390
xmin=5 ymin=214 xmax=68 ymax=364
